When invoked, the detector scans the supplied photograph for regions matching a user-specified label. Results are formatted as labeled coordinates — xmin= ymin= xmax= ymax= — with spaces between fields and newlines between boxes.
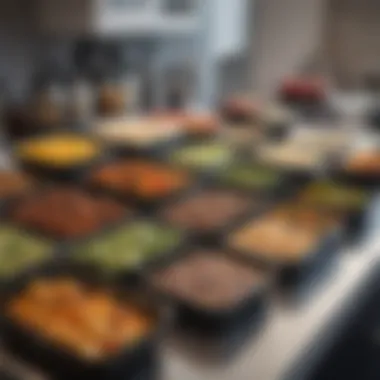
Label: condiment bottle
xmin=30 ymin=70 xmax=66 ymax=129
xmin=66 ymin=73 xmax=94 ymax=128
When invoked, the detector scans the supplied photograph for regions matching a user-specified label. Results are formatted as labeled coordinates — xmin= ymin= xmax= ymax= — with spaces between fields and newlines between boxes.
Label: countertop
xmin=1 ymin=119 xmax=380 ymax=380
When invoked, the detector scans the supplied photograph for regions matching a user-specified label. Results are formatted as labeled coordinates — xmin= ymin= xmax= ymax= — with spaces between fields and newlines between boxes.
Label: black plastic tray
xmin=144 ymin=247 xmax=274 ymax=338
xmin=280 ymin=96 xmax=336 ymax=121
xmin=210 ymin=162 xmax=299 ymax=201
xmin=69 ymin=217 xmax=188 ymax=277
xmin=0 ymin=261 xmax=170 ymax=380
xmin=262 ymin=122 xmax=292 ymax=142
xmin=164 ymin=140 xmax=242 ymax=180
xmin=326 ymin=148 xmax=380 ymax=187
xmin=156 ymin=184 xmax=274 ymax=245
xmin=5 ymin=186 xmax=135 ymax=250
xmin=0 ymin=225 xmax=58 ymax=288
xmin=102 ymin=132 xmax=186 ymax=160
xmin=18 ymin=155 xmax=106 ymax=184
xmin=293 ymin=190 xmax=376 ymax=245
xmin=226 ymin=218 xmax=344 ymax=297
xmin=252 ymin=150 xmax=326 ymax=185
xmin=331 ymin=168 xmax=380 ymax=189
xmin=85 ymin=160 xmax=198 ymax=215
xmin=13 ymin=133 xmax=109 ymax=183
xmin=0 ymin=170 xmax=47 ymax=217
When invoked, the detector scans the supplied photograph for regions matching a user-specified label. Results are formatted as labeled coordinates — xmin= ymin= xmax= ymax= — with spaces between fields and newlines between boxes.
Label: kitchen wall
xmin=326 ymin=0 xmax=380 ymax=89
xmin=252 ymin=0 xmax=327 ymax=97
xmin=0 ymin=0 xmax=39 ymax=100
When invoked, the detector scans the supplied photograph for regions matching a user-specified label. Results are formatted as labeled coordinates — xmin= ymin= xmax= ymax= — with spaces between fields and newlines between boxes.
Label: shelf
xmin=36 ymin=0 xmax=201 ymax=36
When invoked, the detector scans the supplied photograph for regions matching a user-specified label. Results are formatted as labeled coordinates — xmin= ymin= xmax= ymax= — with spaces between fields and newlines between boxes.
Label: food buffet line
xmin=0 ymin=80 xmax=380 ymax=380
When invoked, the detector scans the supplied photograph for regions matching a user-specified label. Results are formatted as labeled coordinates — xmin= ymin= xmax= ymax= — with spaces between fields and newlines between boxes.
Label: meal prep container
xmin=144 ymin=247 xmax=274 ymax=338
xmin=157 ymin=185 xmax=272 ymax=245
xmin=0 ymin=171 xmax=38 ymax=217
xmin=290 ymin=103 xmax=338 ymax=122
xmin=333 ymin=149 xmax=380 ymax=188
xmin=259 ymin=105 xmax=295 ymax=143
xmin=86 ymin=159 xmax=196 ymax=214
xmin=107 ymin=134 xmax=185 ymax=160
xmin=93 ymin=116 xmax=185 ymax=159
xmin=0 ymin=225 xmax=56 ymax=286
xmin=226 ymin=209 xmax=344 ymax=296
xmin=254 ymin=142 xmax=331 ymax=183
xmin=295 ymin=181 xmax=375 ymax=243
xmin=0 ymin=261 xmax=170 ymax=380
xmin=6 ymin=186 xmax=135 ymax=249
xmin=14 ymin=134 xmax=106 ymax=183
xmin=69 ymin=218 xmax=186 ymax=277
xmin=262 ymin=123 xmax=291 ymax=142
xmin=211 ymin=161 xmax=296 ymax=200
xmin=166 ymin=140 xmax=240 ymax=179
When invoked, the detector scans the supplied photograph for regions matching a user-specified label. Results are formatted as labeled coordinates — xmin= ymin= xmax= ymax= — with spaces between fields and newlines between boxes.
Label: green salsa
xmin=219 ymin=164 xmax=282 ymax=190
xmin=170 ymin=143 xmax=234 ymax=169
xmin=299 ymin=182 xmax=369 ymax=210
xmin=73 ymin=221 xmax=182 ymax=273
xmin=0 ymin=226 xmax=52 ymax=278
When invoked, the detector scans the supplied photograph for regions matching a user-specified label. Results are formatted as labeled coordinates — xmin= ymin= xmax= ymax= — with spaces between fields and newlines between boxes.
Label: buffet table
xmin=1 ymin=119 xmax=380 ymax=380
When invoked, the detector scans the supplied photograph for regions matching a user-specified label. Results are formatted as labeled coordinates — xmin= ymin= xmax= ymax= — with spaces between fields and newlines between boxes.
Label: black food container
xmin=211 ymin=162 xmax=298 ymax=201
xmin=293 ymin=184 xmax=376 ymax=245
xmin=144 ymin=247 xmax=274 ymax=339
xmin=5 ymin=186 xmax=135 ymax=250
xmin=226 ymin=216 xmax=344 ymax=300
xmin=156 ymin=184 xmax=272 ymax=245
xmin=69 ymin=217 xmax=187 ymax=278
xmin=13 ymin=134 xmax=108 ymax=184
xmin=0 ymin=261 xmax=170 ymax=380
xmin=85 ymin=160 xmax=196 ymax=215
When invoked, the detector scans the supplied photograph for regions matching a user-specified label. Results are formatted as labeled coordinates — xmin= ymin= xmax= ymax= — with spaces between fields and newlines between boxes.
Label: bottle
xmin=121 ymin=46 xmax=142 ymax=114
xmin=66 ymin=69 xmax=94 ymax=129
xmin=30 ymin=66 xmax=66 ymax=129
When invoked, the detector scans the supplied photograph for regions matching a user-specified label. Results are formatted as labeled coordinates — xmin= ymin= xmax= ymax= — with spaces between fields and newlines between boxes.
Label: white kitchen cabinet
xmin=212 ymin=0 xmax=249 ymax=59
xmin=36 ymin=0 xmax=201 ymax=36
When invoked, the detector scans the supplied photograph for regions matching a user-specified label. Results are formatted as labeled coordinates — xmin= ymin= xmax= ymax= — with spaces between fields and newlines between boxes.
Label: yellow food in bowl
xmin=17 ymin=135 xmax=100 ymax=167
